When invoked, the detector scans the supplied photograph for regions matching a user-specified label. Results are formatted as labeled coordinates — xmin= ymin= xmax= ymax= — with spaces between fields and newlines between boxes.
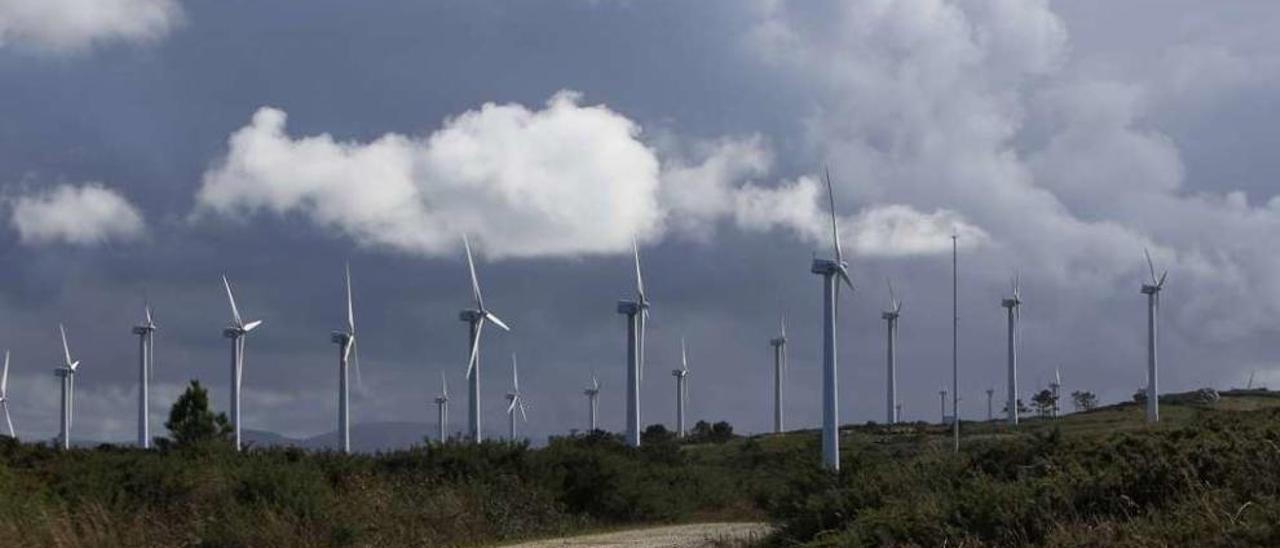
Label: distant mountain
xmin=243 ymin=422 xmax=435 ymax=453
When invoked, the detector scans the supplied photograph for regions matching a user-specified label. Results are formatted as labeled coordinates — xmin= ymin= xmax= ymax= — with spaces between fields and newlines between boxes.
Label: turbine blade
xmin=633 ymin=238 xmax=645 ymax=301
xmin=780 ymin=314 xmax=786 ymax=339
xmin=145 ymin=302 xmax=154 ymax=326
xmin=1158 ymin=271 xmax=1168 ymax=288
xmin=838 ymin=267 xmax=854 ymax=292
xmin=242 ymin=320 xmax=263 ymax=332
xmin=222 ymin=275 xmax=243 ymax=328
xmin=464 ymin=319 xmax=485 ymax=379
xmin=824 ymin=166 xmax=843 ymax=265
xmin=519 ymin=401 xmax=528 ymax=422
xmin=1144 ymin=248 xmax=1157 ymax=284
xmin=463 ymin=235 xmax=484 ymax=311
xmin=442 ymin=371 xmax=448 ymax=398
xmin=149 ymin=333 xmax=156 ymax=381
xmin=350 ymin=338 xmax=364 ymax=392
xmin=2 ymin=400 xmax=12 ymax=438
xmin=1 ymin=350 xmax=8 ymax=396
xmin=592 ymin=373 xmax=599 ymax=391
xmin=681 ymin=337 xmax=689 ymax=372
xmin=345 ymin=262 xmax=355 ymax=333
xmin=507 ymin=397 xmax=518 ymax=414
xmin=485 ymin=312 xmax=511 ymax=332
xmin=59 ymin=324 xmax=72 ymax=367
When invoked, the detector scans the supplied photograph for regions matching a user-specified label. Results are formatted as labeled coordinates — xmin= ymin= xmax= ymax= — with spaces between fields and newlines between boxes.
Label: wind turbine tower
xmin=222 ymin=275 xmax=263 ymax=452
xmin=1141 ymin=249 xmax=1167 ymax=423
xmin=583 ymin=374 xmax=600 ymax=432
xmin=616 ymin=240 xmax=650 ymax=447
xmin=882 ymin=281 xmax=901 ymax=424
xmin=769 ymin=317 xmax=787 ymax=434
xmin=985 ymin=388 xmax=994 ymax=421
xmin=330 ymin=264 xmax=360 ymax=453
xmin=460 ymin=236 xmax=511 ymax=443
xmin=55 ymin=325 xmax=80 ymax=450
xmin=504 ymin=354 xmax=527 ymax=440
xmin=1050 ymin=366 xmax=1062 ymax=418
xmin=435 ymin=372 xmax=449 ymax=441
xmin=938 ymin=389 xmax=948 ymax=424
xmin=132 ymin=305 xmax=156 ymax=448
xmin=672 ymin=338 xmax=689 ymax=438
xmin=1001 ymin=274 xmax=1021 ymax=426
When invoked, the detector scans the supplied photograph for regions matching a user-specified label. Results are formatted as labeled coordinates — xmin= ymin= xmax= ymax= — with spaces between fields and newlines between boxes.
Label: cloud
xmin=747 ymin=0 xmax=1280 ymax=343
xmin=196 ymin=92 xmax=664 ymax=259
xmin=10 ymin=183 xmax=145 ymax=246
xmin=0 ymin=0 xmax=182 ymax=53
xmin=197 ymin=91 xmax=983 ymax=260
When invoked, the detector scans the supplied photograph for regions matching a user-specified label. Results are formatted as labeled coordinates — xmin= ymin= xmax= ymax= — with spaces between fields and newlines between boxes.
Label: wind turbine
xmin=1049 ymin=366 xmax=1062 ymax=418
xmin=938 ymin=388 xmax=948 ymax=424
xmin=0 ymin=351 xmax=13 ymax=438
xmin=769 ymin=317 xmax=787 ymax=434
xmin=54 ymin=325 xmax=80 ymax=450
xmin=1001 ymin=274 xmax=1021 ymax=426
xmin=1141 ymin=248 xmax=1167 ymax=423
xmin=330 ymin=263 xmax=360 ymax=453
xmin=434 ymin=372 xmax=449 ymax=441
xmin=459 ymin=236 xmax=511 ymax=443
xmin=132 ymin=304 xmax=157 ymax=448
xmin=882 ymin=281 xmax=901 ymax=424
xmin=616 ymin=239 xmax=650 ymax=447
xmin=950 ymin=235 xmax=959 ymax=452
xmin=810 ymin=168 xmax=854 ymax=470
xmin=504 ymin=354 xmax=527 ymax=441
xmin=583 ymin=373 xmax=600 ymax=432
xmin=671 ymin=338 xmax=690 ymax=438
xmin=222 ymin=275 xmax=264 ymax=452
xmin=985 ymin=388 xmax=994 ymax=421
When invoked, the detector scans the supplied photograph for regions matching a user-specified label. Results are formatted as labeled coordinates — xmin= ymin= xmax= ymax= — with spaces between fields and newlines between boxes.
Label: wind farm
xmin=1 ymin=1 xmax=1278 ymax=546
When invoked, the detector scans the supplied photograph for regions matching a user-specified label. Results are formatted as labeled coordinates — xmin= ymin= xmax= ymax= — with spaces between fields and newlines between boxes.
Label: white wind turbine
xmin=985 ymin=388 xmax=994 ymax=421
xmin=330 ymin=264 xmax=361 ymax=453
xmin=0 ymin=351 xmax=13 ymax=438
xmin=222 ymin=275 xmax=263 ymax=452
xmin=616 ymin=240 xmax=650 ymax=447
xmin=882 ymin=281 xmax=901 ymax=424
xmin=460 ymin=236 xmax=511 ymax=443
xmin=504 ymin=354 xmax=528 ymax=440
xmin=1141 ymin=248 xmax=1168 ymax=423
xmin=768 ymin=317 xmax=787 ymax=434
xmin=54 ymin=325 xmax=80 ymax=450
xmin=671 ymin=338 xmax=690 ymax=438
xmin=435 ymin=372 xmax=449 ymax=441
xmin=132 ymin=304 xmax=157 ymax=448
xmin=583 ymin=373 xmax=600 ymax=432
xmin=1001 ymin=274 xmax=1021 ymax=426
xmin=1049 ymin=366 xmax=1062 ymax=418
xmin=810 ymin=168 xmax=854 ymax=470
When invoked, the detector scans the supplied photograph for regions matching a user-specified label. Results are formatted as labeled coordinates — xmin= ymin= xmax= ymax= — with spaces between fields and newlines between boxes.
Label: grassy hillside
xmin=2 ymin=391 xmax=1280 ymax=546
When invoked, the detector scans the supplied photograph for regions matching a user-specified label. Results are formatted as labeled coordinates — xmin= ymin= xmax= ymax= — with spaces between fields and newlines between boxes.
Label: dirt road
xmin=503 ymin=522 xmax=772 ymax=547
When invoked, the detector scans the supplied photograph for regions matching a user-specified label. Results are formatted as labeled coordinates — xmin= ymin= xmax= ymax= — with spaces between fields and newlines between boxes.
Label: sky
xmin=1 ymin=0 xmax=1279 ymax=444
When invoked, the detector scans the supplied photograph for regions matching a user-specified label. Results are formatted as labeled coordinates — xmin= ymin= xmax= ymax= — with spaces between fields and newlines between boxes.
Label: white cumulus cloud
xmin=0 ymin=0 xmax=182 ymax=53
xmin=196 ymin=91 xmax=664 ymax=259
xmin=10 ymin=183 xmax=145 ymax=245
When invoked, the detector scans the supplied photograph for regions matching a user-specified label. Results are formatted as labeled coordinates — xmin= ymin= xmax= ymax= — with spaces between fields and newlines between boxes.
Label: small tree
xmin=1071 ymin=390 xmax=1098 ymax=412
xmin=163 ymin=380 xmax=232 ymax=448
xmin=641 ymin=423 xmax=673 ymax=444
xmin=1031 ymin=389 xmax=1057 ymax=418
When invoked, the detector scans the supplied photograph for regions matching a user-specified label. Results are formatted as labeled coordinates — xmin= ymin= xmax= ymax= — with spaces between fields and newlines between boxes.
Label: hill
xmin=1 ymin=390 xmax=1279 ymax=546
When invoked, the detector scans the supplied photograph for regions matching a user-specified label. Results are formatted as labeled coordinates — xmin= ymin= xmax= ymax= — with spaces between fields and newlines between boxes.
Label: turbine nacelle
xmin=330 ymin=331 xmax=352 ymax=345
xmin=1141 ymin=284 xmax=1162 ymax=295
xmin=1001 ymin=297 xmax=1021 ymax=308
xmin=616 ymin=300 xmax=643 ymax=315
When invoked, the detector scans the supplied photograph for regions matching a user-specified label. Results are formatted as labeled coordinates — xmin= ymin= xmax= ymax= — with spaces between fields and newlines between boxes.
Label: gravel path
xmin=503 ymin=522 xmax=772 ymax=548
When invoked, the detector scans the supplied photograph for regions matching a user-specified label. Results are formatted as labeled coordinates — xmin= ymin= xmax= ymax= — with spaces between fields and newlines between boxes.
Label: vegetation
xmin=159 ymin=380 xmax=232 ymax=449
xmin=1 ymin=390 xmax=1280 ymax=546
